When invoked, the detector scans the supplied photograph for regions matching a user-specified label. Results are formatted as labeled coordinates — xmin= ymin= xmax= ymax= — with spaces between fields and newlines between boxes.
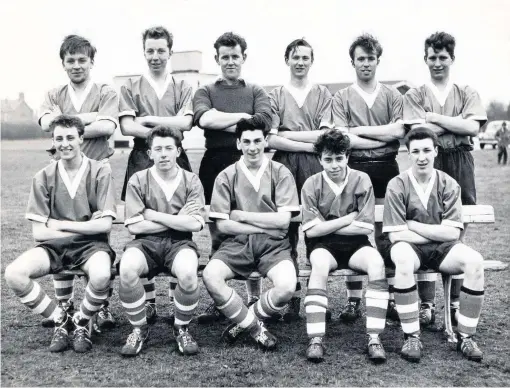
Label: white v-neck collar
xmin=68 ymin=80 xmax=94 ymax=112
xmin=150 ymin=166 xmax=182 ymax=202
xmin=239 ymin=156 xmax=269 ymax=192
xmin=407 ymin=169 xmax=436 ymax=210
xmin=57 ymin=155 xmax=89 ymax=199
xmin=322 ymin=168 xmax=350 ymax=197
xmin=144 ymin=72 xmax=173 ymax=100
xmin=352 ymin=82 xmax=381 ymax=109
xmin=285 ymin=82 xmax=313 ymax=108
xmin=426 ymin=79 xmax=454 ymax=107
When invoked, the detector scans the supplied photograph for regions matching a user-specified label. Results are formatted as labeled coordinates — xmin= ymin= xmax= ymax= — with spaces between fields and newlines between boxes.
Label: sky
xmin=1 ymin=0 xmax=509 ymax=110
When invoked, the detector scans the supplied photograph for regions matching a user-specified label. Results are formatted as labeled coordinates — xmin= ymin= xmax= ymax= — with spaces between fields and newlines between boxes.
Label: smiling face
xmin=352 ymin=46 xmax=379 ymax=82
xmin=215 ymin=44 xmax=246 ymax=81
xmin=319 ymin=151 xmax=349 ymax=182
xmin=62 ymin=52 xmax=93 ymax=85
xmin=52 ymin=125 xmax=83 ymax=160
xmin=148 ymin=136 xmax=181 ymax=172
xmin=144 ymin=38 xmax=171 ymax=75
xmin=425 ymin=47 xmax=454 ymax=82
xmin=286 ymin=45 xmax=313 ymax=79
xmin=408 ymin=137 xmax=438 ymax=176
xmin=237 ymin=129 xmax=267 ymax=167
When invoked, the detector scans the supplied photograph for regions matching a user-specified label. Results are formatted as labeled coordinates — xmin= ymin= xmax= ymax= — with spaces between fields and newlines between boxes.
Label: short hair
xmin=147 ymin=126 xmax=182 ymax=148
xmin=314 ymin=130 xmax=351 ymax=156
xmin=214 ymin=32 xmax=247 ymax=55
xmin=142 ymin=26 xmax=173 ymax=51
xmin=284 ymin=38 xmax=314 ymax=61
xmin=235 ymin=117 xmax=269 ymax=139
xmin=59 ymin=35 xmax=96 ymax=62
xmin=405 ymin=127 xmax=439 ymax=149
xmin=349 ymin=34 xmax=383 ymax=60
xmin=424 ymin=31 xmax=456 ymax=59
xmin=50 ymin=114 xmax=85 ymax=137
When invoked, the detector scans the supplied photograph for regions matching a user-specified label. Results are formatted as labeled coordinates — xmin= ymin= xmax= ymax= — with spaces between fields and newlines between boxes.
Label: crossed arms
xmin=388 ymin=220 xmax=461 ymax=244
xmin=216 ymin=210 xmax=292 ymax=240
xmin=41 ymin=109 xmax=116 ymax=139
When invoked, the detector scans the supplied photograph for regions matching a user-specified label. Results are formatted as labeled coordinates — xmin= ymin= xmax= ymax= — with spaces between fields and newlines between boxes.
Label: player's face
xmin=425 ymin=47 xmax=453 ymax=82
xmin=144 ymin=38 xmax=171 ymax=74
xmin=352 ymin=46 xmax=379 ymax=82
xmin=237 ymin=130 xmax=267 ymax=166
xmin=408 ymin=138 xmax=438 ymax=175
xmin=52 ymin=125 xmax=83 ymax=160
xmin=149 ymin=136 xmax=181 ymax=172
xmin=215 ymin=45 xmax=246 ymax=81
xmin=319 ymin=151 xmax=349 ymax=181
xmin=62 ymin=52 xmax=93 ymax=85
xmin=286 ymin=46 xmax=313 ymax=79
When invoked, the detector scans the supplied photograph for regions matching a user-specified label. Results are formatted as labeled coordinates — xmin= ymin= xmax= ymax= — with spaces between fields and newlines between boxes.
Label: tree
xmin=486 ymin=100 xmax=510 ymax=121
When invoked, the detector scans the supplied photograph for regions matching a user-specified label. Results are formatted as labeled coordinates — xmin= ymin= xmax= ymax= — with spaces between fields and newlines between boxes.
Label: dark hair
xmin=284 ymin=38 xmax=314 ymax=61
xmin=214 ymin=32 xmax=247 ymax=55
xmin=314 ymin=130 xmax=351 ymax=156
xmin=147 ymin=126 xmax=182 ymax=148
xmin=405 ymin=127 xmax=439 ymax=149
xmin=142 ymin=26 xmax=173 ymax=51
xmin=235 ymin=117 xmax=269 ymax=139
xmin=59 ymin=35 xmax=96 ymax=62
xmin=50 ymin=114 xmax=85 ymax=137
xmin=349 ymin=34 xmax=383 ymax=60
xmin=424 ymin=31 xmax=455 ymax=59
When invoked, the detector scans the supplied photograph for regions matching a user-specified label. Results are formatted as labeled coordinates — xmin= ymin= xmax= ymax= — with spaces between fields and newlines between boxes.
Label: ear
xmin=423 ymin=55 xmax=428 ymax=64
xmin=214 ymin=54 xmax=220 ymax=65
xmin=377 ymin=58 xmax=380 ymax=65
xmin=351 ymin=59 xmax=355 ymax=68
xmin=241 ymin=52 xmax=247 ymax=63
xmin=147 ymin=149 xmax=153 ymax=160
xmin=78 ymin=134 xmax=84 ymax=145
xmin=169 ymin=49 xmax=174 ymax=57
xmin=451 ymin=54 xmax=455 ymax=62
xmin=236 ymin=138 xmax=242 ymax=151
xmin=176 ymin=147 xmax=182 ymax=157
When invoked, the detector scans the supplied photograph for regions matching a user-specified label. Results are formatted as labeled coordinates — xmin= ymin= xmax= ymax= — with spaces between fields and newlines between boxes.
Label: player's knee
xmin=177 ymin=270 xmax=198 ymax=291
xmin=367 ymin=255 xmax=386 ymax=280
xmin=202 ymin=263 xmax=222 ymax=291
xmin=4 ymin=262 xmax=26 ymax=290
xmin=462 ymin=251 xmax=484 ymax=279
xmin=88 ymin=269 xmax=111 ymax=290
xmin=119 ymin=260 xmax=141 ymax=286
xmin=392 ymin=247 xmax=414 ymax=278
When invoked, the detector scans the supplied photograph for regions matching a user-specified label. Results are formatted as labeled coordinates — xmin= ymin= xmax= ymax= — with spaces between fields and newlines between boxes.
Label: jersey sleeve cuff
xmin=382 ymin=224 xmax=408 ymax=233
xmin=124 ymin=214 xmax=144 ymax=226
xmin=269 ymin=128 xmax=278 ymax=135
xmin=465 ymin=115 xmax=488 ymax=122
xmin=96 ymin=115 xmax=119 ymax=129
xmin=278 ymin=206 xmax=301 ymax=214
xmin=441 ymin=219 xmax=464 ymax=229
xmin=302 ymin=217 xmax=321 ymax=232
xmin=209 ymin=211 xmax=229 ymax=220
xmin=352 ymin=220 xmax=374 ymax=231
xmin=119 ymin=110 xmax=136 ymax=118
xmin=25 ymin=213 xmax=48 ymax=223
xmin=101 ymin=210 xmax=117 ymax=220
xmin=403 ymin=118 xmax=425 ymax=125
xmin=319 ymin=119 xmax=334 ymax=129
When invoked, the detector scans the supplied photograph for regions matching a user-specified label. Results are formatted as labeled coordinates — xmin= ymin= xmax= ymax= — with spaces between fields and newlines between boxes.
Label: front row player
xmin=119 ymin=126 xmax=205 ymax=357
xmin=381 ymin=127 xmax=484 ymax=362
xmin=202 ymin=117 xmax=300 ymax=350
xmin=5 ymin=115 xmax=117 ymax=353
xmin=301 ymin=130 xmax=389 ymax=363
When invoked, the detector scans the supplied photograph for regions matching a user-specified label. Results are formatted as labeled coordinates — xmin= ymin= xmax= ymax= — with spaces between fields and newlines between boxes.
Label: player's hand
xmin=46 ymin=218 xmax=63 ymax=230
xmin=264 ymin=229 xmax=287 ymax=240
xmin=91 ymin=211 xmax=103 ymax=220
xmin=143 ymin=209 xmax=158 ymax=221
xmin=178 ymin=201 xmax=200 ymax=216
xmin=425 ymin=112 xmax=439 ymax=124
xmin=309 ymin=207 xmax=325 ymax=222
xmin=229 ymin=210 xmax=245 ymax=222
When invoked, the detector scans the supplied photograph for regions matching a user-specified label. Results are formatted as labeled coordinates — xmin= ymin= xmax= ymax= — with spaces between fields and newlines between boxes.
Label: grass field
xmin=1 ymin=139 xmax=510 ymax=387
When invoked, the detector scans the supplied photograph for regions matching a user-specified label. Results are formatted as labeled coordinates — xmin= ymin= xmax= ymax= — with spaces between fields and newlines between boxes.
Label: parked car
xmin=479 ymin=120 xmax=506 ymax=149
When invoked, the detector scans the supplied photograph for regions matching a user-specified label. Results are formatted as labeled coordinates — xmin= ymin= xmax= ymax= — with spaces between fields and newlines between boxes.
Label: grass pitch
xmin=1 ymin=140 xmax=509 ymax=387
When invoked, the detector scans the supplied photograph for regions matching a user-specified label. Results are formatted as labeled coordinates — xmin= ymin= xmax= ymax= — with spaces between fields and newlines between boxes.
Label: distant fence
xmin=1 ymin=120 xmax=50 ymax=140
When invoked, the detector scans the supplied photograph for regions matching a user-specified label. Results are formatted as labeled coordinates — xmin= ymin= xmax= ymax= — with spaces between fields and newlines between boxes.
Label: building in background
xmin=1 ymin=93 xmax=36 ymax=122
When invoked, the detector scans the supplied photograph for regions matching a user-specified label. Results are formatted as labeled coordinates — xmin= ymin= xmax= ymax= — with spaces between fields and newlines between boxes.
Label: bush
xmin=0 ymin=120 xmax=50 ymax=140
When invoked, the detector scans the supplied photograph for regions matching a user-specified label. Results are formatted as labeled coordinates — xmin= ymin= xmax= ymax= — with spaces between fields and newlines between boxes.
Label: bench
xmin=64 ymin=204 xmax=502 ymax=343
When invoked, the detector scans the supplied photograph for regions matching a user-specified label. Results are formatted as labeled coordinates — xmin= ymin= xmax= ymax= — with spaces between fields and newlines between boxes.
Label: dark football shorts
xmin=211 ymin=234 xmax=293 ymax=279
xmin=123 ymin=233 xmax=199 ymax=279
xmin=435 ymin=147 xmax=476 ymax=205
xmin=36 ymin=234 xmax=115 ymax=274
xmin=348 ymin=157 xmax=399 ymax=199
xmin=379 ymin=237 xmax=460 ymax=271
xmin=305 ymin=234 xmax=373 ymax=270
xmin=199 ymin=148 xmax=242 ymax=204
